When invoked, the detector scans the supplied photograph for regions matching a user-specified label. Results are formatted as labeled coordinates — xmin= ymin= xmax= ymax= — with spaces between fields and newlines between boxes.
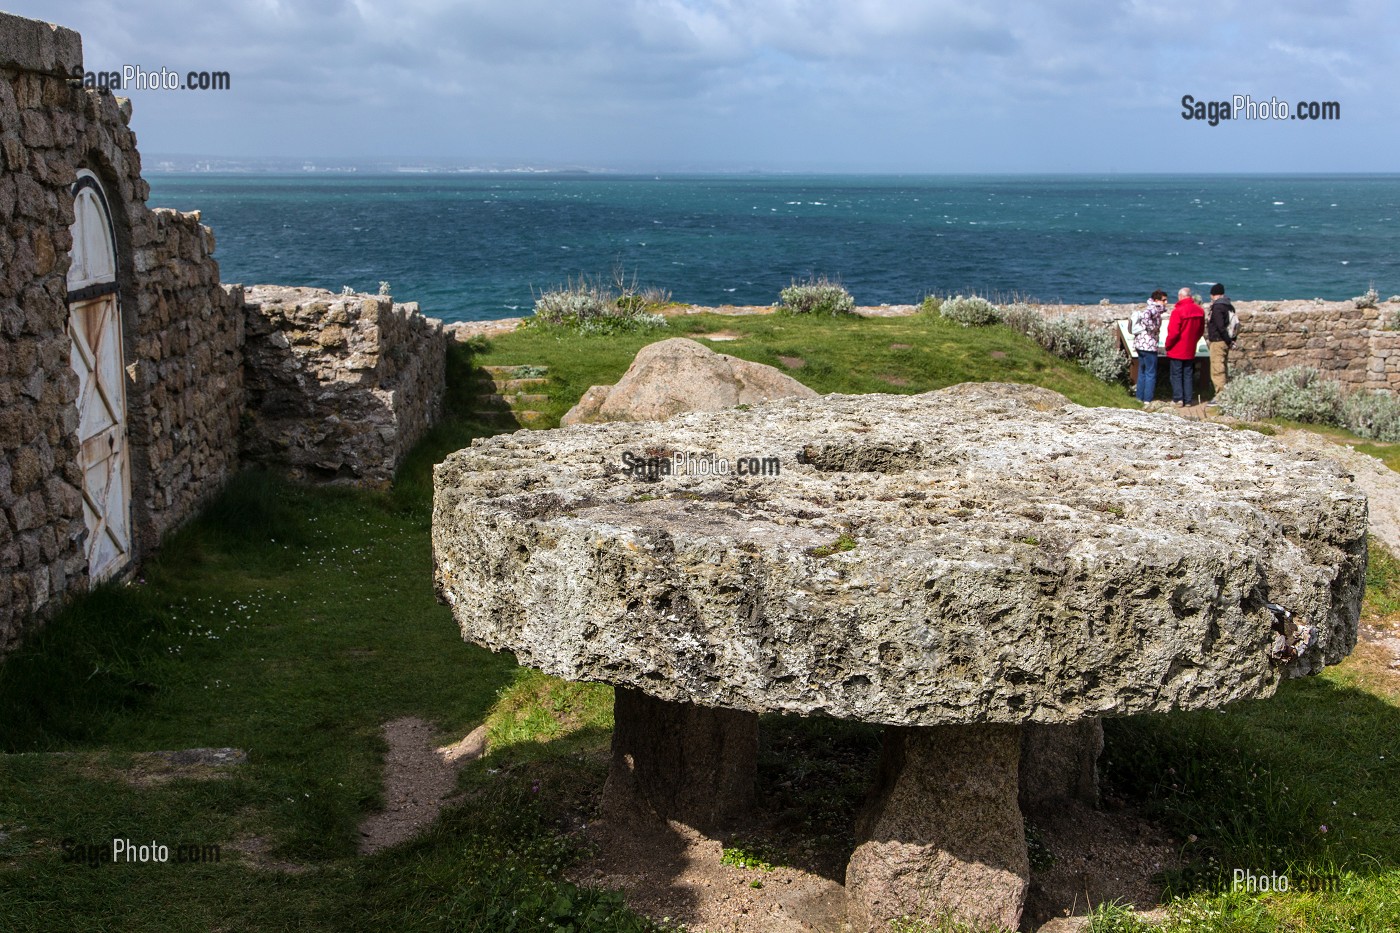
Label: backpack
xmin=1129 ymin=310 xmax=1143 ymax=336
xmin=1215 ymin=299 xmax=1240 ymax=340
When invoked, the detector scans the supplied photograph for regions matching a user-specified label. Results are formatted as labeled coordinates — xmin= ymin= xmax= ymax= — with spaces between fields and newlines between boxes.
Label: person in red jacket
xmin=1164 ymin=287 xmax=1205 ymax=406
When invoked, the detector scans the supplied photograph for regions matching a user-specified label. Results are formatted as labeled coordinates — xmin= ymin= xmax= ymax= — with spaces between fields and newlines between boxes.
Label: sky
xmin=11 ymin=0 xmax=1400 ymax=172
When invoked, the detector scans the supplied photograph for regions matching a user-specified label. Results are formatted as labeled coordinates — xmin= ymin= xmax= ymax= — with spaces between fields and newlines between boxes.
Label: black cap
xmin=1210 ymin=283 xmax=1225 ymax=296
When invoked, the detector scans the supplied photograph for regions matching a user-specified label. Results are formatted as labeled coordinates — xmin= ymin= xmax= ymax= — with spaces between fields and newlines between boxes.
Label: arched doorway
xmin=66 ymin=169 xmax=131 ymax=581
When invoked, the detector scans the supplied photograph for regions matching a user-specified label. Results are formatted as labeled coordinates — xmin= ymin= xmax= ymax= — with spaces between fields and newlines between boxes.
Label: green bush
xmin=531 ymin=278 xmax=614 ymax=325
xmin=527 ymin=276 xmax=669 ymax=335
xmin=777 ymin=277 xmax=856 ymax=316
xmin=1214 ymin=367 xmax=1345 ymax=425
xmin=918 ymin=294 xmax=944 ymax=315
xmin=939 ymin=294 xmax=1001 ymax=327
xmin=1218 ymin=367 xmax=1400 ymax=440
xmin=999 ymin=303 xmax=1128 ymax=385
xmin=1341 ymin=389 xmax=1400 ymax=441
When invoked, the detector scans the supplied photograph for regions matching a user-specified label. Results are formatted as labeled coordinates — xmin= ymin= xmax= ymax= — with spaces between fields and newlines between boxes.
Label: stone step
xmin=496 ymin=377 xmax=549 ymax=391
xmin=478 ymin=392 xmax=549 ymax=407
xmin=469 ymin=409 xmax=551 ymax=428
xmin=481 ymin=364 xmax=549 ymax=377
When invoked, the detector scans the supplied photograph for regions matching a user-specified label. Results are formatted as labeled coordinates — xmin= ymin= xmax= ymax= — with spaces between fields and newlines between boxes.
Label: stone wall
xmin=241 ymin=286 xmax=446 ymax=485
xmin=1227 ymin=300 xmax=1400 ymax=393
xmin=1 ymin=13 xmax=243 ymax=652
xmin=128 ymin=214 xmax=245 ymax=548
xmin=1043 ymin=297 xmax=1400 ymax=393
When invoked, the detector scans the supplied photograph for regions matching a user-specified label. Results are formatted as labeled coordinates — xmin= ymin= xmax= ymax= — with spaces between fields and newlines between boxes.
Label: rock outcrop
xmin=436 ymin=384 xmax=1366 ymax=725
xmin=560 ymin=337 xmax=816 ymax=425
xmin=433 ymin=382 xmax=1366 ymax=932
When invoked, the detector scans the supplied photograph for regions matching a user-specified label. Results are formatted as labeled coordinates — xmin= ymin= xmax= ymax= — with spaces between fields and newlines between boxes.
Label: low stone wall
xmin=1041 ymin=298 xmax=1400 ymax=393
xmin=241 ymin=286 xmax=446 ymax=485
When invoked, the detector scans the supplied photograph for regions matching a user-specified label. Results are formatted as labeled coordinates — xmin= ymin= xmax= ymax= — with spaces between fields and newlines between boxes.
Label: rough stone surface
xmin=846 ymin=724 xmax=1029 ymax=932
xmin=241 ymin=285 xmax=446 ymax=485
xmin=1019 ymin=719 xmax=1104 ymax=811
xmin=1 ymin=12 xmax=449 ymax=653
xmin=560 ymin=337 xmax=817 ymax=425
xmin=1 ymin=25 xmax=241 ymax=651
xmin=602 ymin=688 xmax=759 ymax=833
xmin=0 ymin=13 xmax=82 ymax=77
xmin=434 ymin=384 xmax=1366 ymax=726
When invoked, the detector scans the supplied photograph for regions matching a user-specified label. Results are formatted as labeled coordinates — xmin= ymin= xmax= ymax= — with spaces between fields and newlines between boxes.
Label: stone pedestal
xmin=601 ymin=687 xmax=758 ymax=834
xmin=1019 ymin=718 xmax=1104 ymax=812
xmin=846 ymin=724 xmax=1029 ymax=931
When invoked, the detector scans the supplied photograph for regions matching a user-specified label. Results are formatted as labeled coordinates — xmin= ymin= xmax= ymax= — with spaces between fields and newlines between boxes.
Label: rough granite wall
xmin=241 ymin=285 xmax=445 ymax=485
xmin=1 ymin=13 xmax=243 ymax=652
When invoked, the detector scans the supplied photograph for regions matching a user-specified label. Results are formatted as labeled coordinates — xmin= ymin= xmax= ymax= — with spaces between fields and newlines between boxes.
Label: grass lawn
xmin=2 ymin=311 xmax=1397 ymax=932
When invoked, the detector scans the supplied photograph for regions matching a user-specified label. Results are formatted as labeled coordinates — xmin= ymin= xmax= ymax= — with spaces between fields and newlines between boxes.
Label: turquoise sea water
xmin=146 ymin=174 xmax=1400 ymax=324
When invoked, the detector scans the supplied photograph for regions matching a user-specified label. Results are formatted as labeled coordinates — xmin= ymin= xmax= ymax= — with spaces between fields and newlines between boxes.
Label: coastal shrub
xmin=1355 ymin=287 xmax=1380 ymax=310
xmin=1214 ymin=367 xmax=1344 ymax=425
xmin=528 ymin=276 xmax=669 ymax=335
xmin=999 ymin=302 xmax=1041 ymax=335
xmin=999 ymin=303 xmax=1128 ymax=385
xmin=1217 ymin=367 xmax=1400 ymax=441
xmin=918 ymin=294 xmax=944 ymax=315
xmin=1340 ymin=390 xmax=1400 ymax=442
xmin=939 ymin=294 xmax=1001 ymax=327
xmin=777 ymin=277 xmax=856 ymax=316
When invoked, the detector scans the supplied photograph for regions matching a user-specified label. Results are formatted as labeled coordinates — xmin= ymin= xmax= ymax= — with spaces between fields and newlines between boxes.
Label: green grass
xmin=1100 ymin=530 xmax=1400 ymax=933
xmin=3 ymin=310 xmax=1400 ymax=931
xmin=469 ymin=310 xmax=1136 ymax=428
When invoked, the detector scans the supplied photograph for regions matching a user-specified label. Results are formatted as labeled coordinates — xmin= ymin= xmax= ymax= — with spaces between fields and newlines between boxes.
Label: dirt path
xmin=357 ymin=717 xmax=488 ymax=855
xmin=1271 ymin=429 xmax=1400 ymax=555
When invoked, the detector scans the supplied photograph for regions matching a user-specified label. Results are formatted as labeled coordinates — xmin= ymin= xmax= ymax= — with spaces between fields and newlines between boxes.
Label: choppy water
xmin=146 ymin=174 xmax=1400 ymax=323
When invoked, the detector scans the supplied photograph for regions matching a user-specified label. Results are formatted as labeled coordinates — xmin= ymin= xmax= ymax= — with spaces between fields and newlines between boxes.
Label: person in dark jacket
xmin=1164 ymin=287 xmax=1205 ymax=406
xmin=1206 ymin=283 xmax=1235 ymax=392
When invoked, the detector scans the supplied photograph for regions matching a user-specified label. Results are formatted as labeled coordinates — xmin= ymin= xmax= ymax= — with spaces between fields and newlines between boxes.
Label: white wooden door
xmin=67 ymin=170 xmax=131 ymax=581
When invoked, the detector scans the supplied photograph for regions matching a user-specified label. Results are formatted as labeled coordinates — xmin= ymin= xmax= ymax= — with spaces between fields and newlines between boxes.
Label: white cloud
xmin=6 ymin=0 xmax=1396 ymax=169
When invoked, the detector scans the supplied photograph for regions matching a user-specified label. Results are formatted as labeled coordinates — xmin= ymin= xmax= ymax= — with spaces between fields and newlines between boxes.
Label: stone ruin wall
xmin=1044 ymin=298 xmax=1400 ymax=394
xmin=241 ymin=286 xmax=446 ymax=485
xmin=1228 ymin=302 xmax=1400 ymax=393
xmin=1 ymin=18 xmax=245 ymax=652
xmin=1 ymin=12 xmax=446 ymax=652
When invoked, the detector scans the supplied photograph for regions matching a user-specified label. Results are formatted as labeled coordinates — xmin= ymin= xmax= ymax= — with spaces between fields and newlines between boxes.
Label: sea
xmin=145 ymin=174 xmax=1400 ymax=324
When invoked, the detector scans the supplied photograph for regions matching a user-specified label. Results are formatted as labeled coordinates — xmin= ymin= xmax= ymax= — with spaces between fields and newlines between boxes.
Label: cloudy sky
xmin=14 ymin=0 xmax=1399 ymax=172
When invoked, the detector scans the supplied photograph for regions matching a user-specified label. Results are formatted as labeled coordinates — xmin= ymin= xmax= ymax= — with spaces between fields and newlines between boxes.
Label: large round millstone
xmin=433 ymin=384 xmax=1365 ymax=726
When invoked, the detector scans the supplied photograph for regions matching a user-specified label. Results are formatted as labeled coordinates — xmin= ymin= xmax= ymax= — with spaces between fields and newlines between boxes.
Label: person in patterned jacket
xmin=1132 ymin=290 xmax=1168 ymax=404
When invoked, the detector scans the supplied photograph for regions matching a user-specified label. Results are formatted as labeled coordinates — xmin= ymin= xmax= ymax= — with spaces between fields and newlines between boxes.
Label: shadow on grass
xmin=393 ymin=341 xmax=514 ymax=515
xmin=352 ymin=725 xmax=679 ymax=932
xmin=1103 ymin=672 xmax=1400 ymax=898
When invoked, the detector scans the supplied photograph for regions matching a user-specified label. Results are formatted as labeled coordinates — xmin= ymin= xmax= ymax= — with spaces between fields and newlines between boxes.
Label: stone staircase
xmin=471 ymin=365 xmax=551 ymax=428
